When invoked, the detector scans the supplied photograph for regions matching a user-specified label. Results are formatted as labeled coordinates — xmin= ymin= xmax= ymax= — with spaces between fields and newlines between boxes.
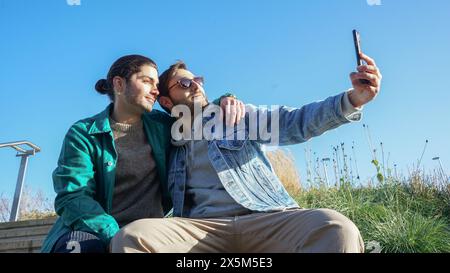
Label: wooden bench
xmin=0 ymin=217 xmax=56 ymax=253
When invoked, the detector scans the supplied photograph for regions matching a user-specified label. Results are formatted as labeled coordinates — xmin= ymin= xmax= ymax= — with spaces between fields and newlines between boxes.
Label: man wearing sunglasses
xmin=111 ymin=53 xmax=382 ymax=253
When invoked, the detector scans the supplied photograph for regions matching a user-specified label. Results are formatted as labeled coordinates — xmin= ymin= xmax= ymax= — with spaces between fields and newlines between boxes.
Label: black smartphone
xmin=352 ymin=29 xmax=371 ymax=84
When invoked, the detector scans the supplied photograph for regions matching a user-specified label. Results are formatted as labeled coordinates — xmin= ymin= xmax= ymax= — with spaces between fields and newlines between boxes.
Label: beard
xmin=124 ymin=86 xmax=155 ymax=113
xmin=171 ymin=93 xmax=209 ymax=111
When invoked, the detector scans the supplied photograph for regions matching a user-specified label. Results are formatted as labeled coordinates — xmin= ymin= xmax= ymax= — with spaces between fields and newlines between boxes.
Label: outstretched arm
xmin=246 ymin=92 xmax=361 ymax=146
xmin=247 ymin=53 xmax=382 ymax=146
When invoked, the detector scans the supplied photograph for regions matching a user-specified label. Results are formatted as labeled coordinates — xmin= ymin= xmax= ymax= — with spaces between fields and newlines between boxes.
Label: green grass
xmin=292 ymin=176 xmax=450 ymax=253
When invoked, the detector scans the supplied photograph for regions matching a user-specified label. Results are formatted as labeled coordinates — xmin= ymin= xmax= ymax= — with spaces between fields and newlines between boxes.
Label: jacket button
xmin=107 ymin=161 xmax=113 ymax=166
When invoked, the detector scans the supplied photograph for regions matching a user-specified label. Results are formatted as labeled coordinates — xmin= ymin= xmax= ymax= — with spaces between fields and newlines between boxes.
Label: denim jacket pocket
xmin=216 ymin=128 xmax=249 ymax=150
xmin=216 ymin=139 xmax=247 ymax=150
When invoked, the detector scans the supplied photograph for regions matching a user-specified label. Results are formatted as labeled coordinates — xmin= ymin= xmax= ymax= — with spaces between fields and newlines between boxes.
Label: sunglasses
xmin=168 ymin=76 xmax=204 ymax=91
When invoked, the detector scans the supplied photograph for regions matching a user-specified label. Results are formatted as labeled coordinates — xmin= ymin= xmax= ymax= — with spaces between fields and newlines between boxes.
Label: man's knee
xmin=306 ymin=209 xmax=364 ymax=253
xmin=110 ymin=218 xmax=167 ymax=253
xmin=111 ymin=219 xmax=147 ymax=253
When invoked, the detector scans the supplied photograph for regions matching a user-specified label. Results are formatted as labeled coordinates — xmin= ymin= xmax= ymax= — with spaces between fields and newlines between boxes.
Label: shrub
xmin=293 ymin=174 xmax=450 ymax=253
xmin=266 ymin=149 xmax=302 ymax=195
xmin=0 ymin=186 xmax=55 ymax=222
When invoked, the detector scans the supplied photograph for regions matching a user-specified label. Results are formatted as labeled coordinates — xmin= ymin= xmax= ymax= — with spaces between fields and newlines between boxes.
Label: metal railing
xmin=0 ymin=141 xmax=41 ymax=222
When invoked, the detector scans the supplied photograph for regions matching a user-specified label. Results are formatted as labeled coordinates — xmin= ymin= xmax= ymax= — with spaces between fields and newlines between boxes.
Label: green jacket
xmin=41 ymin=104 xmax=175 ymax=253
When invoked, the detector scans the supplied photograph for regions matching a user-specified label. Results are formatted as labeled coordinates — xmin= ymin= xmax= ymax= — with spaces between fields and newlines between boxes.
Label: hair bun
xmin=95 ymin=79 xmax=110 ymax=94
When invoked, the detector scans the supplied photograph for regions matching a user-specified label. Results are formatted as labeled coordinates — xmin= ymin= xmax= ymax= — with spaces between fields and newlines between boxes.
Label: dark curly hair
xmin=95 ymin=55 xmax=157 ymax=101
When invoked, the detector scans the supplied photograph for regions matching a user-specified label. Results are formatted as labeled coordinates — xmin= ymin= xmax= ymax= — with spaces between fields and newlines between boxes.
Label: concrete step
xmin=0 ymin=217 xmax=56 ymax=253
xmin=0 ymin=247 xmax=42 ymax=253
xmin=1 ymin=235 xmax=47 ymax=243
xmin=0 ymin=217 xmax=56 ymax=230
xmin=0 ymin=225 xmax=52 ymax=240
xmin=0 ymin=237 xmax=45 ymax=252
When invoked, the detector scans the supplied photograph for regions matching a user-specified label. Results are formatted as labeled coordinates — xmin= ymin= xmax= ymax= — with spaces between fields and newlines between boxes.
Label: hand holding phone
xmin=352 ymin=29 xmax=371 ymax=85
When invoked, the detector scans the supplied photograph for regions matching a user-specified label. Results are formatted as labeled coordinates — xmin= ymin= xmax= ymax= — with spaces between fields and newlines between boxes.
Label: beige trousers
xmin=110 ymin=208 xmax=364 ymax=253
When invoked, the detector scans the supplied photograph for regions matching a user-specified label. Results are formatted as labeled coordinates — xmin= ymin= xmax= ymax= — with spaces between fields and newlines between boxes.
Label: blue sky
xmin=1 ymin=0 xmax=449 ymax=200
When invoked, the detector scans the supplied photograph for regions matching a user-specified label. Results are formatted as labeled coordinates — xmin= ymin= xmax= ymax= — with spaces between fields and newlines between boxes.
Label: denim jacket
xmin=168 ymin=92 xmax=362 ymax=217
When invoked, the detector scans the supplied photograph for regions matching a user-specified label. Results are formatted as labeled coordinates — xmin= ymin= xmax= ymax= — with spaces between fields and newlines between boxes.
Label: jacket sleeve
xmin=245 ymin=92 xmax=361 ymax=146
xmin=52 ymin=125 xmax=119 ymax=246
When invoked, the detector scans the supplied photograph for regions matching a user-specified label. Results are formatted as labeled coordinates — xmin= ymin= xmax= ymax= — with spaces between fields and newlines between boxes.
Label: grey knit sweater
xmin=109 ymin=118 xmax=164 ymax=227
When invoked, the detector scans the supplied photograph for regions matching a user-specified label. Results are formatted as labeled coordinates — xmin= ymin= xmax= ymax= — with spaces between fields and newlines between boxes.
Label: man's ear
xmin=112 ymin=76 xmax=125 ymax=94
xmin=158 ymin=96 xmax=174 ymax=110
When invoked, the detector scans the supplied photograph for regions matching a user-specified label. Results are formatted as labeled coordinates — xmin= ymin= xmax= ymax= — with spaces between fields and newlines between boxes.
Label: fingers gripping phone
xmin=352 ymin=29 xmax=371 ymax=85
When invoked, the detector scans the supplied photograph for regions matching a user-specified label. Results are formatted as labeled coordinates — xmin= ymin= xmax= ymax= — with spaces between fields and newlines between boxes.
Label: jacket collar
xmin=88 ymin=104 xmax=114 ymax=135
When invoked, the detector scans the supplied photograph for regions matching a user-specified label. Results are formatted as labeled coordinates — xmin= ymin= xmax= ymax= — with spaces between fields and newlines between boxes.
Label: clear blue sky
xmin=1 ymin=0 xmax=449 ymax=200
